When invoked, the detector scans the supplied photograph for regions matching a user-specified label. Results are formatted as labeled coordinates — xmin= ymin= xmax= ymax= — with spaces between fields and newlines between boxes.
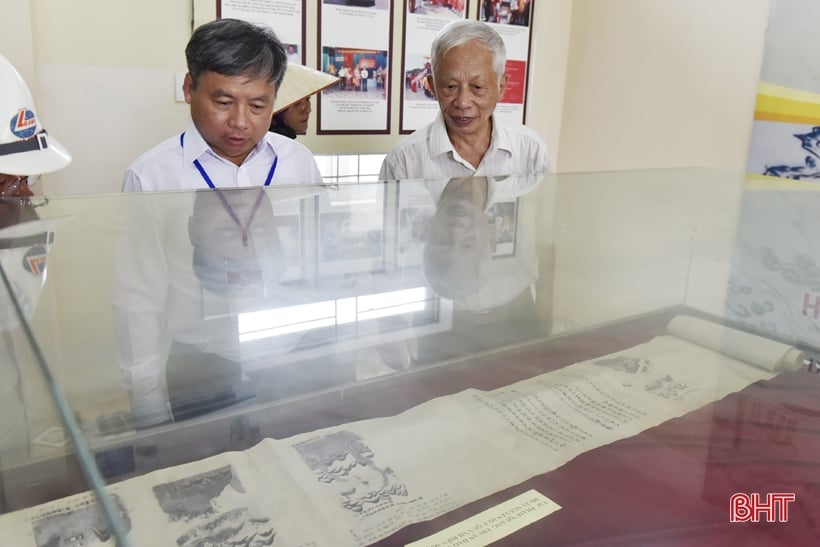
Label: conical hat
xmin=274 ymin=64 xmax=340 ymax=114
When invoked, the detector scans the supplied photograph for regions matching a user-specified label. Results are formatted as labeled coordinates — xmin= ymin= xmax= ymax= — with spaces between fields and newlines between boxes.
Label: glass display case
xmin=0 ymin=170 xmax=818 ymax=546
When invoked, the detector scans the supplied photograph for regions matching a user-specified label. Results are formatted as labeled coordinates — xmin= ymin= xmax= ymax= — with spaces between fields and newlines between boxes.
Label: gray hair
xmin=430 ymin=20 xmax=506 ymax=83
xmin=185 ymin=19 xmax=287 ymax=90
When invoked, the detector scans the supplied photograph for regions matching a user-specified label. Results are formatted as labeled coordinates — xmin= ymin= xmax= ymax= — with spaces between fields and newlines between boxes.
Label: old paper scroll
xmin=0 ymin=315 xmax=800 ymax=546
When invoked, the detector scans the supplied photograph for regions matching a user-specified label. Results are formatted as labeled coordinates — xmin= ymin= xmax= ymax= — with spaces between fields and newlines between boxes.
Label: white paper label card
xmin=406 ymin=489 xmax=561 ymax=547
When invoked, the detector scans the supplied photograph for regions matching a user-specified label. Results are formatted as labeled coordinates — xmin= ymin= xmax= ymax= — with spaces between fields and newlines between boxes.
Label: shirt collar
xmin=182 ymin=120 xmax=272 ymax=166
xmin=492 ymin=116 xmax=514 ymax=154
xmin=430 ymin=113 xmax=455 ymax=158
xmin=430 ymin=113 xmax=512 ymax=158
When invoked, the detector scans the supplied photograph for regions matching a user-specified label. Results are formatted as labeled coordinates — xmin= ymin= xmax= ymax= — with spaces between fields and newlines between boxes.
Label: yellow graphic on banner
xmin=754 ymin=83 xmax=820 ymax=125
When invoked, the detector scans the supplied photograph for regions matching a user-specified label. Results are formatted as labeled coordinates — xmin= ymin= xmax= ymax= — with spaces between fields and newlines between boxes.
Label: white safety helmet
xmin=0 ymin=54 xmax=71 ymax=176
xmin=0 ymin=215 xmax=70 ymax=331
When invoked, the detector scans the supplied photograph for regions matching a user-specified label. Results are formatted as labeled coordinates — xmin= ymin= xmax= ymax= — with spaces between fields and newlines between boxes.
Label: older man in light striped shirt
xmin=380 ymin=20 xmax=550 ymax=180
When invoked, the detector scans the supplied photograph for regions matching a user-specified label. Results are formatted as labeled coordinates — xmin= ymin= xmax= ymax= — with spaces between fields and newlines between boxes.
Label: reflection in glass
xmin=0 ymin=202 xmax=65 ymax=466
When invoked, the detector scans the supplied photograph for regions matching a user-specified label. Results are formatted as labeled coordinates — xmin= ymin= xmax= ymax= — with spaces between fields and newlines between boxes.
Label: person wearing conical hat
xmin=0 ymin=53 xmax=72 ymax=465
xmin=269 ymin=63 xmax=339 ymax=139
xmin=112 ymin=184 xmax=334 ymax=428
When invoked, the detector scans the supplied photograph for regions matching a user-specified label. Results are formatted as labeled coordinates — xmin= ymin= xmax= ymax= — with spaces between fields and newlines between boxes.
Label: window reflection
xmin=315 ymin=153 xmax=386 ymax=183
xmin=238 ymin=287 xmax=433 ymax=343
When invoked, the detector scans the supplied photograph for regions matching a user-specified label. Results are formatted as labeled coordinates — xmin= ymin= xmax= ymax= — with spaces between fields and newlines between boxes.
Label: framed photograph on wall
xmin=400 ymin=0 xmax=470 ymax=134
xmin=217 ymin=0 xmax=307 ymax=64
xmin=317 ymin=0 xmax=393 ymax=133
xmin=478 ymin=0 xmax=534 ymax=125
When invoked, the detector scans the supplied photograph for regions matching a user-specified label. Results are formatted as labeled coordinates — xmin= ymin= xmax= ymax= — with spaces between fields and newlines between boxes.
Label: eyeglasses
xmin=0 ymin=174 xmax=45 ymax=205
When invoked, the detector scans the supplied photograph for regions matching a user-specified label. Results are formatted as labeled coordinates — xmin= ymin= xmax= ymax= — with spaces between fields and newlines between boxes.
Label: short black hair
xmin=185 ymin=18 xmax=287 ymax=90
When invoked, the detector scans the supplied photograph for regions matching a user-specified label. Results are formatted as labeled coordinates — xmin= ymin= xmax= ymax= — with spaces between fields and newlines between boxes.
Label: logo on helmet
xmin=10 ymin=108 xmax=38 ymax=139
xmin=23 ymin=245 xmax=48 ymax=276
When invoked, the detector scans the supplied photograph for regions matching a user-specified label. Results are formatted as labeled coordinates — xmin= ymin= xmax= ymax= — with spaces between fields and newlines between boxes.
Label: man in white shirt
xmin=122 ymin=19 xmax=322 ymax=192
xmin=411 ymin=174 xmax=554 ymax=367
xmin=114 ymin=186 xmax=331 ymax=428
xmin=360 ymin=66 xmax=369 ymax=92
xmin=420 ymin=175 xmax=546 ymax=307
xmin=379 ymin=20 xmax=549 ymax=180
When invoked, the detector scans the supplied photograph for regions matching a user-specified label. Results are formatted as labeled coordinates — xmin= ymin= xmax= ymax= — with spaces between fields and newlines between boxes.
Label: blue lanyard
xmin=180 ymin=132 xmax=278 ymax=189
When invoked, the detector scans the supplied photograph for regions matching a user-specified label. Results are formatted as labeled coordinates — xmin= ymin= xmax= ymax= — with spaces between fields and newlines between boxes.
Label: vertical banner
xmin=724 ymin=185 xmax=820 ymax=350
xmin=318 ymin=0 xmax=393 ymax=134
xmin=745 ymin=0 xmax=820 ymax=180
xmin=217 ymin=0 xmax=307 ymax=64
xmin=479 ymin=0 xmax=534 ymax=126
xmin=400 ymin=0 xmax=469 ymax=134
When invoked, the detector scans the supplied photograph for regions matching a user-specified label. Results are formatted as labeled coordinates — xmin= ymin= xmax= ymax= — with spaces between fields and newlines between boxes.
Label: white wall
xmin=30 ymin=0 xmax=193 ymax=195
xmin=0 ymin=1 xmax=35 ymax=82
xmin=552 ymin=168 xmax=745 ymax=328
xmin=558 ymin=0 xmax=770 ymax=172
xmin=526 ymin=0 xmax=572 ymax=169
